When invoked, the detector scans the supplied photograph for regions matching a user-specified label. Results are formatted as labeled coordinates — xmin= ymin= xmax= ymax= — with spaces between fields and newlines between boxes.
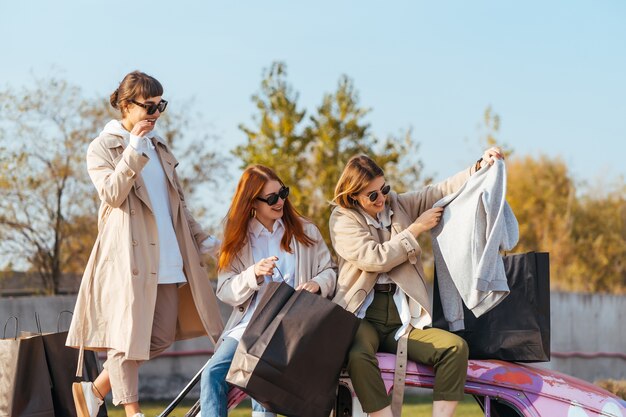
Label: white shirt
xmin=134 ymin=136 xmax=188 ymax=284
xmin=223 ymin=218 xmax=296 ymax=341
xmin=357 ymin=206 xmax=415 ymax=340
xmin=100 ymin=120 xmax=218 ymax=284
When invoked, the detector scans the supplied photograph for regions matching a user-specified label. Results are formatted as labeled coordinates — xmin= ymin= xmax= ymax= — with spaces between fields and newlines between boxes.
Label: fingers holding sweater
xmin=408 ymin=207 xmax=443 ymax=237
xmin=480 ymin=146 xmax=504 ymax=168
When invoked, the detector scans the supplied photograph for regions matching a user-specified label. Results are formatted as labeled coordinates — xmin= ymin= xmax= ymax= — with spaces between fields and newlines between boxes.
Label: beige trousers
xmin=103 ymin=284 xmax=178 ymax=405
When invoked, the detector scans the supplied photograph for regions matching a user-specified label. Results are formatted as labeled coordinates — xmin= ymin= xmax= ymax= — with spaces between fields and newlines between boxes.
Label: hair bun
xmin=109 ymin=88 xmax=120 ymax=109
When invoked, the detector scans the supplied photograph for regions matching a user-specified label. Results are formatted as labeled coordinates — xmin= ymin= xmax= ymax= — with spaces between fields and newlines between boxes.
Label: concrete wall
xmin=538 ymin=292 xmax=626 ymax=383
xmin=1 ymin=291 xmax=624 ymax=401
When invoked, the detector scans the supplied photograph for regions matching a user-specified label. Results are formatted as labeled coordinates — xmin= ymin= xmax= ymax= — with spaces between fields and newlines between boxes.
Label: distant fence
xmin=1 ymin=290 xmax=624 ymax=401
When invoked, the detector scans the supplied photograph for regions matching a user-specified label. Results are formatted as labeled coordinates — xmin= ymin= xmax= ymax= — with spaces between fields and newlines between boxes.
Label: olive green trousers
xmin=347 ymin=291 xmax=468 ymax=413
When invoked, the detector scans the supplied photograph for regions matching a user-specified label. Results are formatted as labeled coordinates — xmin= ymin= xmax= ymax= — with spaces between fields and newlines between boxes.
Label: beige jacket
xmin=217 ymin=221 xmax=336 ymax=334
xmin=66 ymin=132 xmax=224 ymax=361
xmin=330 ymin=167 xmax=472 ymax=327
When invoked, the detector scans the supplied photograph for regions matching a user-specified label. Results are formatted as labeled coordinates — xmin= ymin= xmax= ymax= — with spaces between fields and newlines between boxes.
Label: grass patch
xmin=104 ymin=394 xmax=483 ymax=417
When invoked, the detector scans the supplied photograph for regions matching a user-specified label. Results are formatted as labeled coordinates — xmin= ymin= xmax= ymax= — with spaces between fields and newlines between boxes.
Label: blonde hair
xmin=333 ymin=155 xmax=385 ymax=209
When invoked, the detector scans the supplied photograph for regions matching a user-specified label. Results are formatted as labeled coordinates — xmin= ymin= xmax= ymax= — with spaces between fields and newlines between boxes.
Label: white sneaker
xmin=72 ymin=381 xmax=104 ymax=417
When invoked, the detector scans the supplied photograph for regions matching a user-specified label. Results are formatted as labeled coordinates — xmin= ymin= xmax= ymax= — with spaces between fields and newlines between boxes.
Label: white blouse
xmin=223 ymin=218 xmax=296 ymax=341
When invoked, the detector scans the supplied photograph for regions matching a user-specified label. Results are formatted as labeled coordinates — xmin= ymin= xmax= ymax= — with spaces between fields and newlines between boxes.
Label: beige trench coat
xmin=329 ymin=167 xmax=473 ymax=327
xmin=216 ymin=221 xmax=336 ymax=335
xmin=66 ymin=132 xmax=224 ymax=362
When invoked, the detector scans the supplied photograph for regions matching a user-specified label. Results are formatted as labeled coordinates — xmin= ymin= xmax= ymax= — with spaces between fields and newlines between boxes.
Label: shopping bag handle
xmin=34 ymin=312 xmax=44 ymax=335
xmin=57 ymin=310 xmax=73 ymax=332
xmin=3 ymin=316 xmax=18 ymax=340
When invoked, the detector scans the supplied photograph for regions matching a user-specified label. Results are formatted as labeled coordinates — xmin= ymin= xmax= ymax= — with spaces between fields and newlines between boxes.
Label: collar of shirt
xmin=359 ymin=205 xmax=394 ymax=230
xmin=248 ymin=217 xmax=285 ymax=239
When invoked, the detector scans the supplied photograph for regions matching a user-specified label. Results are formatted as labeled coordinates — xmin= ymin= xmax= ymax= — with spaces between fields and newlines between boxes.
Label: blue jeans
xmin=200 ymin=337 xmax=275 ymax=417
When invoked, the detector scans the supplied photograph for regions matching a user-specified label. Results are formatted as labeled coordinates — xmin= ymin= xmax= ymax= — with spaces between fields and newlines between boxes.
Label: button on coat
xmin=66 ymin=133 xmax=224 ymax=362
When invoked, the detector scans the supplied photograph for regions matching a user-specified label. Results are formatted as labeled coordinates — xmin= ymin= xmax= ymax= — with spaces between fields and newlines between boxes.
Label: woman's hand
xmin=254 ymin=256 xmax=278 ymax=283
xmin=408 ymin=207 xmax=444 ymax=237
xmin=296 ymin=281 xmax=321 ymax=294
xmin=130 ymin=119 xmax=156 ymax=137
xmin=480 ymin=146 xmax=504 ymax=168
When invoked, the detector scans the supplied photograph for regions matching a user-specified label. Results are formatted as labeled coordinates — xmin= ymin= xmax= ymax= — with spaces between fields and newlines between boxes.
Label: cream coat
xmin=217 ymin=221 xmax=336 ymax=334
xmin=66 ymin=132 xmax=224 ymax=361
xmin=329 ymin=167 xmax=473 ymax=327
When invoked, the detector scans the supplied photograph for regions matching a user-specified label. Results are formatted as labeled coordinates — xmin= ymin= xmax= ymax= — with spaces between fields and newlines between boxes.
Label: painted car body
xmin=228 ymin=352 xmax=626 ymax=416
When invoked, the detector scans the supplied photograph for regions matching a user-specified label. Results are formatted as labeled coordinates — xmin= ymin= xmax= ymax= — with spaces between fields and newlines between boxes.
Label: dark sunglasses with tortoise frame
xmin=131 ymin=99 xmax=168 ymax=115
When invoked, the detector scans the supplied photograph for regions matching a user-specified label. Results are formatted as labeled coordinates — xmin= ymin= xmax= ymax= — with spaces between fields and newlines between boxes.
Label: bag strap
xmin=3 ymin=316 xmax=18 ymax=340
xmin=390 ymin=327 xmax=411 ymax=417
xmin=57 ymin=310 xmax=73 ymax=333
xmin=34 ymin=312 xmax=43 ymax=335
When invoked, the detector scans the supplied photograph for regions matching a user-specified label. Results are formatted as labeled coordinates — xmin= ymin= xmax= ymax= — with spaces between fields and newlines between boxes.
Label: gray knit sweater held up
xmin=431 ymin=158 xmax=519 ymax=331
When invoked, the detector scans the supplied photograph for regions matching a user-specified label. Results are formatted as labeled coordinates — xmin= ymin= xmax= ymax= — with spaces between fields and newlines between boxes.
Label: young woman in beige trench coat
xmin=66 ymin=71 xmax=224 ymax=417
xmin=330 ymin=149 xmax=503 ymax=417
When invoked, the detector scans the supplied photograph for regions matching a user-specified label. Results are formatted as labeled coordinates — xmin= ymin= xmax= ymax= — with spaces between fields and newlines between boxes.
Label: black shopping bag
xmin=226 ymin=282 xmax=360 ymax=417
xmin=38 ymin=312 xmax=108 ymax=417
xmin=0 ymin=317 xmax=55 ymax=417
xmin=433 ymin=251 xmax=551 ymax=362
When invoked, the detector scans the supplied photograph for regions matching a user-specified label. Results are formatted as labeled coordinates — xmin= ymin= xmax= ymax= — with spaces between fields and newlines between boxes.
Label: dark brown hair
xmin=333 ymin=155 xmax=385 ymax=209
xmin=109 ymin=71 xmax=163 ymax=115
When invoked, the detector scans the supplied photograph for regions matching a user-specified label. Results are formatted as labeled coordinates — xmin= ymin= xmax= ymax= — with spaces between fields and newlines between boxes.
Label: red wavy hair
xmin=218 ymin=165 xmax=315 ymax=271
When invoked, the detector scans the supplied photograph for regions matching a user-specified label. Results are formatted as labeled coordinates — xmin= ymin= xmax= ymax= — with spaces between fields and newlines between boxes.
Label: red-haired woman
xmin=200 ymin=165 xmax=336 ymax=417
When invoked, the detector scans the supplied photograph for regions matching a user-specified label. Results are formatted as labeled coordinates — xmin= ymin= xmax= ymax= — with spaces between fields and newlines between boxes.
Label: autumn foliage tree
xmin=0 ymin=77 xmax=104 ymax=294
xmin=0 ymin=76 xmax=225 ymax=294
xmin=506 ymin=156 xmax=625 ymax=293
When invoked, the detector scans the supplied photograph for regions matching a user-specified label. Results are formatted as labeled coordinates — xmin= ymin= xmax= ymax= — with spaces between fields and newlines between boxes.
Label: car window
xmin=474 ymin=394 xmax=524 ymax=417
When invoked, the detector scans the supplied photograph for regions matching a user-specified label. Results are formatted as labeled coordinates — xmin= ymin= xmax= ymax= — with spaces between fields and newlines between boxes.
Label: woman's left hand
xmin=480 ymin=146 xmax=504 ymax=167
xmin=296 ymin=281 xmax=321 ymax=294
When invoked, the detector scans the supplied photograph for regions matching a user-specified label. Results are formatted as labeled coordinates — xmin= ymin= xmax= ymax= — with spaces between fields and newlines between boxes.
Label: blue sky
xmin=2 ymin=1 xmax=625 ymax=216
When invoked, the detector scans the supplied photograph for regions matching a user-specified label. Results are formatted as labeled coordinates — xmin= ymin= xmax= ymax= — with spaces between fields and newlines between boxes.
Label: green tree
xmin=236 ymin=62 xmax=423 ymax=244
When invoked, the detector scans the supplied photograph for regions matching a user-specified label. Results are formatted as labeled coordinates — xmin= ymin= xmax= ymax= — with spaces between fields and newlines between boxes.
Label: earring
xmin=250 ymin=208 xmax=256 ymax=218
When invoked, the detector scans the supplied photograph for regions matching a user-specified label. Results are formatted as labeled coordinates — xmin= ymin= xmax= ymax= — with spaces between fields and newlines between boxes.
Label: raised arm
xmin=329 ymin=208 xmax=422 ymax=273
xmin=86 ymin=140 xmax=148 ymax=208
xmin=398 ymin=167 xmax=471 ymax=221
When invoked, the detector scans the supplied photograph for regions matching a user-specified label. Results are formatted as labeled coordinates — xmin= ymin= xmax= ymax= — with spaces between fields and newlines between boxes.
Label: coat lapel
xmin=235 ymin=241 xmax=255 ymax=274
xmin=153 ymin=138 xmax=178 ymax=189
xmin=133 ymin=177 xmax=153 ymax=213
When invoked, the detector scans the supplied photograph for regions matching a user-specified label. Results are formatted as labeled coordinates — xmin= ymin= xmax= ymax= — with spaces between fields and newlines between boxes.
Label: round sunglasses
xmin=365 ymin=184 xmax=391 ymax=202
xmin=257 ymin=186 xmax=290 ymax=206
xmin=131 ymin=99 xmax=168 ymax=115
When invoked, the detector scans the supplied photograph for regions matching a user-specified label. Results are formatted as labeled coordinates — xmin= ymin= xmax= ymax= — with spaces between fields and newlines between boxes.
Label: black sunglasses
xmin=131 ymin=99 xmax=168 ymax=115
xmin=366 ymin=184 xmax=391 ymax=202
xmin=257 ymin=186 xmax=289 ymax=206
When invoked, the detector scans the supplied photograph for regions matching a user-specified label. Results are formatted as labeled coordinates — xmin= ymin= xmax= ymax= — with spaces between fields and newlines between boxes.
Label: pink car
xmin=225 ymin=352 xmax=626 ymax=417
